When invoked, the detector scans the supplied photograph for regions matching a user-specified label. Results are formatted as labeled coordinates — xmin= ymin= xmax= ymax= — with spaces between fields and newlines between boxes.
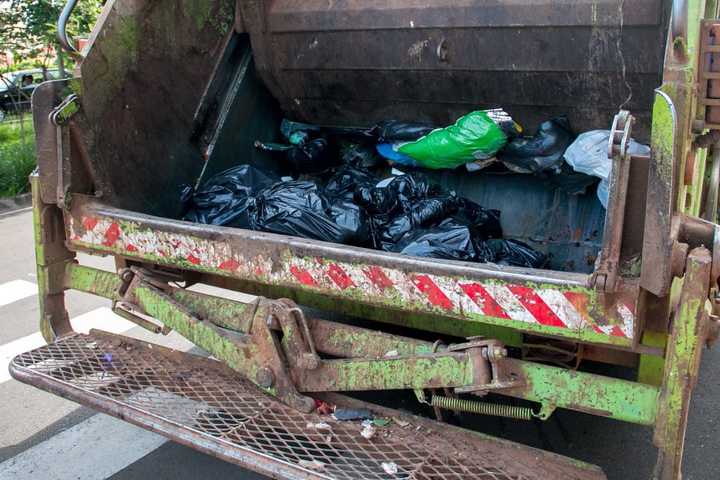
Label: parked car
xmin=0 ymin=68 xmax=67 ymax=121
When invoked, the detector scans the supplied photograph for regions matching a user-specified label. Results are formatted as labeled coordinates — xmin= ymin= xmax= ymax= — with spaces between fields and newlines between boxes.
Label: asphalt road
xmin=0 ymin=208 xmax=718 ymax=480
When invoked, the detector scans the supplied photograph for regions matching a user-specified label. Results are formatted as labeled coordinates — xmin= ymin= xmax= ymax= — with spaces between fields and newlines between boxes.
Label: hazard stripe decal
xmin=69 ymin=216 xmax=637 ymax=341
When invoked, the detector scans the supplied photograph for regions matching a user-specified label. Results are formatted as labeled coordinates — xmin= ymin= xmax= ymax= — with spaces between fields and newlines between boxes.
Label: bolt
xmin=488 ymin=346 xmax=507 ymax=360
xmin=256 ymin=368 xmax=275 ymax=389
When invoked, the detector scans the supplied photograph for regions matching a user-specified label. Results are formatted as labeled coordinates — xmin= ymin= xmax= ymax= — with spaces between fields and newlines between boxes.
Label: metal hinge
xmin=590 ymin=110 xmax=634 ymax=292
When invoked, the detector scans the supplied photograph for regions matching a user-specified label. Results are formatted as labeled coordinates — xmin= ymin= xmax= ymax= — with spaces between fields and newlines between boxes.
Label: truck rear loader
xmin=12 ymin=1 xmax=720 ymax=478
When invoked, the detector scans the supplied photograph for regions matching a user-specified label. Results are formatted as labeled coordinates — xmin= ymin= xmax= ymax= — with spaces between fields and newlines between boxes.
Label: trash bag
xmin=255 ymin=137 xmax=338 ymax=175
xmin=396 ymin=109 xmax=519 ymax=170
xmin=544 ymin=163 xmax=599 ymax=196
xmin=453 ymin=198 xmax=503 ymax=240
xmin=379 ymin=196 xmax=459 ymax=247
xmin=563 ymin=130 xmax=650 ymax=208
xmin=478 ymin=239 xmax=547 ymax=268
xmin=354 ymin=173 xmax=435 ymax=216
xmin=329 ymin=200 xmax=370 ymax=246
xmin=281 ymin=118 xmax=436 ymax=142
xmin=255 ymin=180 xmax=366 ymax=244
xmin=374 ymin=120 xmax=436 ymax=142
xmin=499 ymin=117 xmax=574 ymax=174
xmin=324 ymin=165 xmax=379 ymax=201
xmin=341 ymin=143 xmax=384 ymax=169
xmin=391 ymin=219 xmax=478 ymax=261
xmin=182 ymin=165 xmax=278 ymax=227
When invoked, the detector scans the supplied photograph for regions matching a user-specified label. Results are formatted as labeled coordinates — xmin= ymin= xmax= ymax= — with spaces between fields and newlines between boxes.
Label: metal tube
xmin=57 ymin=0 xmax=79 ymax=54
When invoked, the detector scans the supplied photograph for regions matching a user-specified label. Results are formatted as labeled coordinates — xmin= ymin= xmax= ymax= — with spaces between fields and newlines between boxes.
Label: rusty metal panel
xmin=10 ymin=331 xmax=607 ymax=480
xmin=65 ymin=199 xmax=639 ymax=347
xmin=77 ymin=0 xmax=239 ymax=218
xmin=240 ymin=0 xmax=670 ymax=138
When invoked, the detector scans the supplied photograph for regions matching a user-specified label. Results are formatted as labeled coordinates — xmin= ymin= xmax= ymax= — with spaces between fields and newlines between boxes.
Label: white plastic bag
xmin=564 ymin=130 xmax=650 ymax=208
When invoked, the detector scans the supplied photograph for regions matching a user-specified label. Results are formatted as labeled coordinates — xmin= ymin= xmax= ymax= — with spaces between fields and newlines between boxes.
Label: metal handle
xmin=57 ymin=0 xmax=79 ymax=54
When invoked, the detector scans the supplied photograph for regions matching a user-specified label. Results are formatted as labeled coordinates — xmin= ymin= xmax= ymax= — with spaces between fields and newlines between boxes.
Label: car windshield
xmin=0 ymin=73 xmax=16 ymax=92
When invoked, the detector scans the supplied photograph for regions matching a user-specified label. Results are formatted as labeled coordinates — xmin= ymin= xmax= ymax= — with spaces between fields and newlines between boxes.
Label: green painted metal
xmin=654 ymin=248 xmax=711 ymax=478
xmin=65 ymin=263 xmax=122 ymax=300
xmin=132 ymin=285 xmax=269 ymax=388
xmin=504 ymin=360 xmax=659 ymax=426
xmin=64 ymin=264 xmax=660 ymax=425
xmin=638 ymin=330 xmax=668 ymax=386
xmin=32 ymin=175 xmax=74 ymax=343
xmin=66 ymin=263 xmax=252 ymax=332
xmin=297 ymin=355 xmax=475 ymax=392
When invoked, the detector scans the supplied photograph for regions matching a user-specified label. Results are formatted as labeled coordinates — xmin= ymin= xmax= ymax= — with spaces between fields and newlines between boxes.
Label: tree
xmin=0 ymin=1 xmax=102 ymax=74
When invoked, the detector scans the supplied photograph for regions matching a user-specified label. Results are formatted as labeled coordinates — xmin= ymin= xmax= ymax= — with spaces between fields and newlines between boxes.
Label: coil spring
xmin=430 ymin=395 xmax=536 ymax=421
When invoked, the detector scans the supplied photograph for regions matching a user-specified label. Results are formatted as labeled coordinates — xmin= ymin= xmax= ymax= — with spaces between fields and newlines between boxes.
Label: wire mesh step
xmin=9 ymin=331 xmax=606 ymax=480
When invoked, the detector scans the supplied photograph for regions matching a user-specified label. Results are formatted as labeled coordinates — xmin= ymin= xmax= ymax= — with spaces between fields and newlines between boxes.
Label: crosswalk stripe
xmin=0 ymin=307 xmax=136 ymax=384
xmin=0 ymin=413 xmax=167 ymax=480
xmin=0 ymin=280 xmax=37 ymax=307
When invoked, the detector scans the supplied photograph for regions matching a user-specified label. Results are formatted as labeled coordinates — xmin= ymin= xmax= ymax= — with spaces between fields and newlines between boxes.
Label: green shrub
xmin=0 ymin=118 xmax=36 ymax=197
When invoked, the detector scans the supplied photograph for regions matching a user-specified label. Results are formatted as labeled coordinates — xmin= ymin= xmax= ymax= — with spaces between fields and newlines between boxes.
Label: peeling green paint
xmin=638 ymin=330 xmax=668 ymax=386
xmin=329 ymin=356 xmax=474 ymax=391
xmin=507 ymin=361 xmax=659 ymax=425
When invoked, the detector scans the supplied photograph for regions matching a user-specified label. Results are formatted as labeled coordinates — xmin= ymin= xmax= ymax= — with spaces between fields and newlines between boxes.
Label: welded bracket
xmin=114 ymin=267 xmax=523 ymax=411
xmin=591 ymin=110 xmax=634 ymax=293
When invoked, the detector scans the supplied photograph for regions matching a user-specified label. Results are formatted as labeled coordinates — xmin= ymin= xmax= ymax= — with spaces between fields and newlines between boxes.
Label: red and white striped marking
xmin=70 ymin=216 xmax=636 ymax=340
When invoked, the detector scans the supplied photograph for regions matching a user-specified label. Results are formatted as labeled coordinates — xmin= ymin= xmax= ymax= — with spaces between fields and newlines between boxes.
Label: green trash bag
xmin=397 ymin=109 xmax=518 ymax=170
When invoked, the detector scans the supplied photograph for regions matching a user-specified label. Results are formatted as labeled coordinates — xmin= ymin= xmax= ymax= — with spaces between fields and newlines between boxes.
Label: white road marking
xmin=0 ymin=307 xmax=135 ymax=384
xmin=0 ymin=414 xmax=167 ymax=480
xmin=0 ymin=280 xmax=37 ymax=307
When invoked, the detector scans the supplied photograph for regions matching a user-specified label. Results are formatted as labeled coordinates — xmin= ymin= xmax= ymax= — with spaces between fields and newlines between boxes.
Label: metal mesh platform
xmin=9 ymin=331 xmax=605 ymax=480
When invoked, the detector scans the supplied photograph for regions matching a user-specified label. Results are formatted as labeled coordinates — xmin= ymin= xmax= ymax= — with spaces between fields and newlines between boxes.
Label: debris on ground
xmin=306 ymin=422 xmax=333 ymax=432
xmin=314 ymin=399 xmax=335 ymax=415
xmin=382 ymin=462 xmax=399 ymax=475
xmin=299 ymin=459 xmax=327 ymax=471
xmin=392 ymin=417 xmax=411 ymax=428
xmin=372 ymin=418 xmax=391 ymax=427
xmin=332 ymin=408 xmax=374 ymax=421
xmin=360 ymin=419 xmax=376 ymax=439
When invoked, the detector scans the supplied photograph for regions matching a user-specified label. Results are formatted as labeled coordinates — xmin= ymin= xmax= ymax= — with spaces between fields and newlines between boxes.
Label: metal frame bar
xmin=62 ymin=262 xmax=659 ymax=425
xmin=63 ymin=197 xmax=641 ymax=349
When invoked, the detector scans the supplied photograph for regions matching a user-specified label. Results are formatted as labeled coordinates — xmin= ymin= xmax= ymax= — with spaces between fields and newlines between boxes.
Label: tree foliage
xmin=0 ymin=1 xmax=102 ymax=68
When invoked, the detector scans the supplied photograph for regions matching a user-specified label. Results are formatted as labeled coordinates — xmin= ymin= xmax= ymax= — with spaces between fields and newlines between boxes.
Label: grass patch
xmin=0 ymin=116 xmax=36 ymax=197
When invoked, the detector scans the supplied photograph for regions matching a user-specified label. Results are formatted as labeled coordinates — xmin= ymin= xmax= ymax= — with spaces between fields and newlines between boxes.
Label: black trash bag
xmin=478 ymin=239 xmax=547 ymax=268
xmin=254 ymin=180 xmax=367 ymax=245
xmin=255 ymin=137 xmax=339 ymax=175
xmin=391 ymin=219 xmax=477 ymax=261
xmin=545 ymin=163 xmax=599 ymax=195
xmin=329 ymin=200 xmax=371 ymax=246
xmin=324 ymin=165 xmax=380 ymax=201
xmin=341 ymin=143 xmax=384 ymax=169
xmin=379 ymin=196 xmax=459 ymax=247
xmin=498 ymin=117 xmax=574 ymax=174
xmin=453 ymin=198 xmax=503 ymax=240
xmin=374 ymin=120 xmax=437 ymax=142
xmin=285 ymin=137 xmax=340 ymax=174
xmin=182 ymin=165 xmax=279 ymax=227
xmin=355 ymin=173 xmax=439 ymax=216
xmin=280 ymin=118 xmax=437 ymax=142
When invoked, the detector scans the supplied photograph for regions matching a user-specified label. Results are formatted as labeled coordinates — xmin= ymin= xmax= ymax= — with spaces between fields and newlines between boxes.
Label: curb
xmin=0 ymin=193 xmax=32 ymax=215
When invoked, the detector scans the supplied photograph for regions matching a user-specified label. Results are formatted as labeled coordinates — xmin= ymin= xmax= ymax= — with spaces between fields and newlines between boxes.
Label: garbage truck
xmin=12 ymin=0 xmax=720 ymax=478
